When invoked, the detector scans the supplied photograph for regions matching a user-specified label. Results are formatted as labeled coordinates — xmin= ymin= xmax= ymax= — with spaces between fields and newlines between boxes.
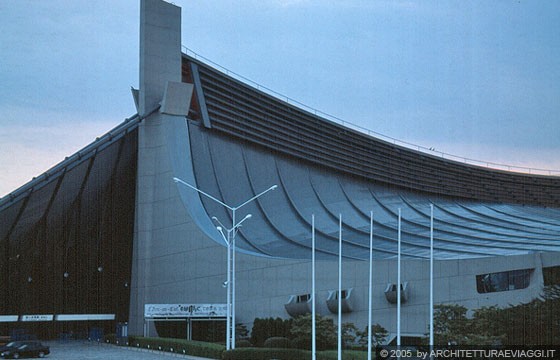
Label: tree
xmin=499 ymin=285 xmax=560 ymax=345
xmin=341 ymin=322 xmax=358 ymax=348
xmin=290 ymin=314 xmax=337 ymax=350
xmin=250 ymin=317 xmax=293 ymax=347
xmin=469 ymin=306 xmax=505 ymax=345
xmin=429 ymin=302 xmax=558 ymax=346
xmin=236 ymin=323 xmax=249 ymax=340
xmin=432 ymin=304 xmax=469 ymax=345
xmin=357 ymin=323 xmax=389 ymax=347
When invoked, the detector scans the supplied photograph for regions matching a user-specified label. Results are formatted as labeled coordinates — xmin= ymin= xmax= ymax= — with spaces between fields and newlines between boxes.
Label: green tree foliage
xmin=469 ymin=306 xmax=506 ymax=345
xmin=341 ymin=323 xmax=358 ymax=348
xmin=431 ymin=290 xmax=560 ymax=346
xmin=250 ymin=317 xmax=293 ymax=347
xmin=432 ymin=304 xmax=469 ymax=345
xmin=263 ymin=336 xmax=291 ymax=348
xmin=236 ymin=323 xmax=249 ymax=340
xmin=431 ymin=304 xmax=503 ymax=345
xmin=356 ymin=324 xmax=388 ymax=346
xmin=499 ymin=285 xmax=560 ymax=345
xmin=290 ymin=314 xmax=337 ymax=351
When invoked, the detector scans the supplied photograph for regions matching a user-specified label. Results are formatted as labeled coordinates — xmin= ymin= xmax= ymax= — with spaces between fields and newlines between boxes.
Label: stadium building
xmin=1 ymin=0 xmax=559 ymax=343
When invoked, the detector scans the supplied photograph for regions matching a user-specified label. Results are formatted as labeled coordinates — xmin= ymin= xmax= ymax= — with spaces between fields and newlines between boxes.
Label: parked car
xmin=0 ymin=343 xmax=22 ymax=354
xmin=0 ymin=341 xmax=49 ymax=358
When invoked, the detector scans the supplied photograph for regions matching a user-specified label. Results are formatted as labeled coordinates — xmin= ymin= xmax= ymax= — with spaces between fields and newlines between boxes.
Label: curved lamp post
xmin=173 ymin=177 xmax=277 ymax=349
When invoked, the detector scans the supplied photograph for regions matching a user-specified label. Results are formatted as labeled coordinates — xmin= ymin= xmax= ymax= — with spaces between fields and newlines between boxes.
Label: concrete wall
xmin=231 ymin=248 xmax=547 ymax=339
xmin=139 ymin=0 xmax=182 ymax=116
xmin=131 ymin=0 xmax=186 ymax=335
xmin=131 ymin=185 xmax=553 ymax=338
xmin=129 ymin=0 xmax=559 ymax=340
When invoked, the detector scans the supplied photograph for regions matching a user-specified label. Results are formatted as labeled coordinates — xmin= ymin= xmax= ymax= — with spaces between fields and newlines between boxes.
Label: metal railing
xmin=182 ymin=46 xmax=559 ymax=177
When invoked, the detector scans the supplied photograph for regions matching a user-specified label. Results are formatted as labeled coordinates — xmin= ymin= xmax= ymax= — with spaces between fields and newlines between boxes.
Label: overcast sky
xmin=1 ymin=0 xmax=559 ymax=198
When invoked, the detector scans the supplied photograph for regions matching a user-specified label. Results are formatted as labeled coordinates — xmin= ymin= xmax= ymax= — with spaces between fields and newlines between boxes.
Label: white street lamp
xmin=213 ymin=213 xmax=251 ymax=350
xmin=173 ymin=177 xmax=277 ymax=350
xmin=214 ymin=224 xmax=232 ymax=350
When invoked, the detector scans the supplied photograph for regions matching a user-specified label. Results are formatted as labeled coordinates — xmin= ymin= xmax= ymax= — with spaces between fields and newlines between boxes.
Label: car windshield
xmin=5 ymin=342 xmax=20 ymax=347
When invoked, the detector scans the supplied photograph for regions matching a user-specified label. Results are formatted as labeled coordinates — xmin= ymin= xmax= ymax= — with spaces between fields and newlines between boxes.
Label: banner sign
xmin=21 ymin=315 xmax=54 ymax=322
xmin=55 ymin=314 xmax=115 ymax=321
xmin=0 ymin=315 xmax=18 ymax=322
xmin=144 ymin=304 xmax=227 ymax=319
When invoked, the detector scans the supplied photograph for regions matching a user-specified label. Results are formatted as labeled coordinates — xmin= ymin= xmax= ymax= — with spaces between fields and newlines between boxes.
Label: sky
xmin=1 ymin=0 xmax=559 ymax=198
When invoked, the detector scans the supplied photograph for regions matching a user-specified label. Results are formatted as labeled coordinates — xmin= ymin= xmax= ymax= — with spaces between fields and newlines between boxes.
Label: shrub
xmin=235 ymin=339 xmax=253 ymax=348
xmin=291 ymin=314 xmax=337 ymax=351
xmin=263 ymin=336 xmax=290 ymax=348
xmin=223 ymin=348 xmax=310 ymax=360
xmin=251 ymin=317 xmax=293 ymax=347
xmin=317 ymin=350 xmax=369 ymax=360
xmin=127 ymin=336 xmax=224 ymax=359
xmin=291 ymin=336 xmax=311 ymax=350
xmin=222 ymin=348 xmax=368 ymax=360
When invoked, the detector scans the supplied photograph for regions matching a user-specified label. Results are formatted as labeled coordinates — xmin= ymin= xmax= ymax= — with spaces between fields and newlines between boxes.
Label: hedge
xmin=251 ymin=317 xmax=293 ymax=347
xmin=235 ymin=339 xmax=253 ymax=347
xmin=318 ymin=350 xmax=369 ymax=360
xmin=263 ymin=336 xmax=291 ymax=348
xmin=127 ymin=336 xmax=225 ymax=359
xmin=223 ymin=348 xmax=370 ymax=360
xmin=106 ymin=335 xmax=367 ymax=360
xmin=223 ymin=348 xmax=311 ymax=360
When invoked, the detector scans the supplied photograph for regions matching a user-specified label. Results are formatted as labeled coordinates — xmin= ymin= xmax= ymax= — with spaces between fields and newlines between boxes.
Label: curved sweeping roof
xmin=2 ymin=55 xmax=559 ymax=264
xmin=179 ymin=54 xmax=560 ymax=260
xmin=183 ymin=55 xmax=560 ymax=208
xmin=187 ymin=122 xmax=560 ymax=261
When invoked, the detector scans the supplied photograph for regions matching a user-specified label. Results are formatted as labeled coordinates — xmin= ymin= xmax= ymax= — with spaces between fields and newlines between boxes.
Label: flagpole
xmin=312 ymin=214 xmax=316 ymax=360
xmin=338 ymin=214 xmax=342 ymax=360
xmin=397 ymin=208 xmax=401 ymax=346
xmin=430 ymin=204 xmax=434 ymax=347
xmin=368 ymin=211 xmax=373 ymax=360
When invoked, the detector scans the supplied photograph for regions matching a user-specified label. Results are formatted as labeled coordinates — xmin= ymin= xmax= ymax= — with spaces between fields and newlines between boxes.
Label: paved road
xmin=38 ymin=340 xmax=213 ymax=360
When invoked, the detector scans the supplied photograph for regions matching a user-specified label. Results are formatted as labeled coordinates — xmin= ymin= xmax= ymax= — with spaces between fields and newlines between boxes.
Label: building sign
xmin=0 ymin=315 xmax=18 ymax=323
xmin=55 ymin=314 xmax=115 ymax=321
xmin=144 ymin=304 xmax=227 ymax=319
xmin=21 ymin=315 xmax=54 ymax=322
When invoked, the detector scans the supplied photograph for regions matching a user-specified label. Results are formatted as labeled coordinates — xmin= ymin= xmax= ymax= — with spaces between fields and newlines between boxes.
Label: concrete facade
xmin=125 ymin=0 xmax=560 ymax=342
xmin=2 ymin=0 xmax=559 ymax=344
xmin=130 ymin=191 xmax=552 ymax=339
xmin=132 ymin=0 xmax=188 ymax=337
